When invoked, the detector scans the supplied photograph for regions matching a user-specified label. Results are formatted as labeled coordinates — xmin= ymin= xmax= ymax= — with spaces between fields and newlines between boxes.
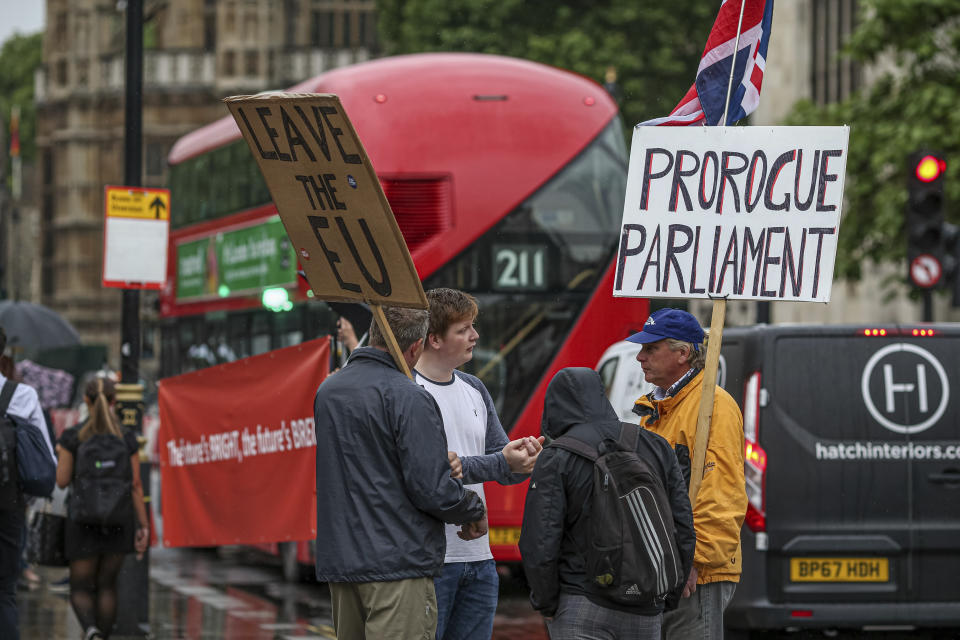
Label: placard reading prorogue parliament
xmin=614 ymin=126 xmax=849 ymax=303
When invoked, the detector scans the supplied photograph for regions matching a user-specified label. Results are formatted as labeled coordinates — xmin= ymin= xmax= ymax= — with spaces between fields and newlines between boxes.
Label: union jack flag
xmin=639 ymin=0 xmax=775 ymax=127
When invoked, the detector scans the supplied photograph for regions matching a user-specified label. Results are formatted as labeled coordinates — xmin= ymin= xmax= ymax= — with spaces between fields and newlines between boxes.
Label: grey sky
xmin=0 ymin=2 xmax=45 ymax=47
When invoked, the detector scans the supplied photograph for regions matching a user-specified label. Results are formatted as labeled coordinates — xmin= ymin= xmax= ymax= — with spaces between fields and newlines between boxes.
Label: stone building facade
xmin=34 ymin=0 xmax=377 ymax=374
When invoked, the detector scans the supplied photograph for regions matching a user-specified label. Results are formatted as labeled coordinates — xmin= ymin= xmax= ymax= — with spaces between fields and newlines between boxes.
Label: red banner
xmin=158 ymin=338 xmax=328 ymax=547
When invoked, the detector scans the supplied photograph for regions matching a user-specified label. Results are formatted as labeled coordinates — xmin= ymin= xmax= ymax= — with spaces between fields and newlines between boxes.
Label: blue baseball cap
xmin=626 ymin=309 xmax=704 ymax=347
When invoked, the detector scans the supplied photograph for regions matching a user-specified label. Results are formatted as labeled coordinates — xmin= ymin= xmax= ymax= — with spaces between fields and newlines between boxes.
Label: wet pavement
xmin=17 ymin=546 xmax=549 ymax=639
xmin=19 ymin=550 xmax=959 ymax=639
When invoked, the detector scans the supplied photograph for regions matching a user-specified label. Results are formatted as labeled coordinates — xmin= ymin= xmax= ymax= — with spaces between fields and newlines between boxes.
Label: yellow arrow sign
xmin=105 ymin=186 xmax=171 ymax=221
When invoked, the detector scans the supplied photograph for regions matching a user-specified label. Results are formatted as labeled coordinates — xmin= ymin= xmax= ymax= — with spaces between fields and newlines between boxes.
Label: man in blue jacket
xmin=314 ymin=305 xmax=487 ymax=640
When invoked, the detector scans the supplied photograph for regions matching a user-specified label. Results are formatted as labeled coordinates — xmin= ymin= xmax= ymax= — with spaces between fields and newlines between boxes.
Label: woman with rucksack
xmin=55 ymin=377 xmax=149 ymax=640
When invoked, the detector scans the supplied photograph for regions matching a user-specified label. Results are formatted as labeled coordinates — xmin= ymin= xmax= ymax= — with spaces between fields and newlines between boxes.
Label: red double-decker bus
xmin=161 ymin=52 xmax=648 ymax=563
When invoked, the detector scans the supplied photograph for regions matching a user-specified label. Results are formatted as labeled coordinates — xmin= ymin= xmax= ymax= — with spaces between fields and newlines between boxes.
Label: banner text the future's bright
xmin=165 ymin=418 xmax=317 ymax=467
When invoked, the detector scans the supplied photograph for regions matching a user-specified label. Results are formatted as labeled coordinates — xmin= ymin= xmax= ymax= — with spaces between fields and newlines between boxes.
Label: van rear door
xmin=763 ymin=328 xmax=912 ymax=604
xmin=900 ymin=327 xmax=960 ymax=603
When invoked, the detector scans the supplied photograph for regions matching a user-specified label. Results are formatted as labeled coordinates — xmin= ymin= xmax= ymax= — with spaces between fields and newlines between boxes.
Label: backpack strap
xmin=0 ymin=380 xmax=17 ymax=417
xmin=550 ymin=435 xmax=599 ymax=462
xmin=618 ymin=422 xmax=640 ymax=452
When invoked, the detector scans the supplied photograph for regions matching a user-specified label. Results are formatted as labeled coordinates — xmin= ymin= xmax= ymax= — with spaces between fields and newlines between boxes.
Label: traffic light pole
xmin=906 ymin=151 xmax=949 ymax=319
xmin=923 ymin=290 xmax=933 ymax=322
xmin=115 ymin=0 xmax=150 ymax=635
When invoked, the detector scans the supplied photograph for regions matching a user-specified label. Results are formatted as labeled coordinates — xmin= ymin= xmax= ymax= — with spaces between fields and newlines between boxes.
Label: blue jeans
xmin=434 ymin=559 xmax=499 ymax=640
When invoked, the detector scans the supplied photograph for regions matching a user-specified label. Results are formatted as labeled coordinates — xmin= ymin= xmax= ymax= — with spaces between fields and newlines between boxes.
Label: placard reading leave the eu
xmin=224 ymin=93 xmax=427 ymax=310
xmin=614 ymin=126 xmax=849 ymax=303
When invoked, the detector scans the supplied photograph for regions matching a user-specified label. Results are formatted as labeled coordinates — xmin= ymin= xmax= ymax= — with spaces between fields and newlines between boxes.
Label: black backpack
xmin=0 ymin=380 xmax=57 ymax=507
xmin=552 ymin=423 xmax=684 ymax=607
xmin=69 ymin=432 xmax=133 ymax=527
xmin=0 ymin=382 xmax=20 ymax=508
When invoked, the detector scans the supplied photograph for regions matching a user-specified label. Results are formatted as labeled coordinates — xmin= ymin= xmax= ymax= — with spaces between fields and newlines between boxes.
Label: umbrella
xmin=327 ymin=301 xmax=372 ymax=339
xmin=0 ymin=301 xmax=81 ymax=353
xmin=298 ymin=270 xmax=374 ymax=338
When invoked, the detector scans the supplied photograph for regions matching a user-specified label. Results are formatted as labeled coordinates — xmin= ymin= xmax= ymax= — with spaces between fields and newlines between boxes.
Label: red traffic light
xmin=915 ymin=155 xmax=946 ymax=182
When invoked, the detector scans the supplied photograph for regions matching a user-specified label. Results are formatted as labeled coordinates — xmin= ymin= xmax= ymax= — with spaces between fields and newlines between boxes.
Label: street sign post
xmin=102 ymin=185 xmax=171 ymax=290
xmin=910 ymin=254 xmax=943 ymax=289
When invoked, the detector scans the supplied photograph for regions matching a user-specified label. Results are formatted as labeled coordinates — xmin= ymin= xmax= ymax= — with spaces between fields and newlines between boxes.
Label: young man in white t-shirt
xmin=415 ymin=288 xmax=543 ymax=640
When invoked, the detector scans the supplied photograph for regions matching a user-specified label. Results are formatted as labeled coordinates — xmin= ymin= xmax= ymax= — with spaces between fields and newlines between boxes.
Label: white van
xmin=594 ymin=340 xmax=653 ymax=424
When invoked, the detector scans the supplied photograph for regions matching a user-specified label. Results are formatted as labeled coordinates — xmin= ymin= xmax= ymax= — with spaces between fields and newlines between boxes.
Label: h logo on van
xmin=882 ymin=364 xmax=928 ymax=414
xmin=861 ymin=344 xmax=949 ymax=435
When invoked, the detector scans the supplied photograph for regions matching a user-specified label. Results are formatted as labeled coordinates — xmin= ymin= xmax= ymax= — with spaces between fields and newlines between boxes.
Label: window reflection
xmin=426 ymin=118 xmax=628 ymax=427
xmin=169 ymin=141 xmax=271 ymax=230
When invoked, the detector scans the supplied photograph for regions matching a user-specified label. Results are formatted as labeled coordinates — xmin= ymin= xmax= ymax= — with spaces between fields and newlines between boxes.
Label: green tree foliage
xmin=0 ymin=32 xmax=43 ymax=174
xmin=787 ymin=0 xmax=960 ymax=280
xmin=376 ymin=0 xmax=718 ymax=127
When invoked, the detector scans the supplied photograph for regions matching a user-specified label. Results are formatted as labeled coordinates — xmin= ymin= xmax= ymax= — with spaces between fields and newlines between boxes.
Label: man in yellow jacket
xmin=629 ymin=308 xmax=746 ymax=640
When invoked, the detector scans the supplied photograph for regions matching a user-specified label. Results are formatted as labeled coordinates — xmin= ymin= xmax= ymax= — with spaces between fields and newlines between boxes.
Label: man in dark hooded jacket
xmin=520 ymin=367 xmax=695 ymax=640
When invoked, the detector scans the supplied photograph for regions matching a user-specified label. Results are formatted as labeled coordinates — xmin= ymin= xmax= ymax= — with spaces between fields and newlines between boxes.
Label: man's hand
xmin=502 ymin=436 xmax=546 ymax=474
xmin=682 ymin=566 xmax=699 ymax=598
xmin=448 ymin=451 xmax=463 ymax=479
xmin=457 ymin=516 xmax=488 ymax=541
xmin=134 ymin=527 xmax=149 ymax=559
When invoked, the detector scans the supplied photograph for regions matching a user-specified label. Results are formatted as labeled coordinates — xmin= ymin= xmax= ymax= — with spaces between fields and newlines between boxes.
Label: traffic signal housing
xmin=906 ymin=151 xmax=947 ymax=286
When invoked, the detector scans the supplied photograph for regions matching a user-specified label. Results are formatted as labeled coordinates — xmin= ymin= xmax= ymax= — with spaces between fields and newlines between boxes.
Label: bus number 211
xmin=494 ymin=246 xmax=546 ymax=291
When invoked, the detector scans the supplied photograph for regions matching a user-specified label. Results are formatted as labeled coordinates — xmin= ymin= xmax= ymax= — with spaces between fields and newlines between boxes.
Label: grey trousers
xmin=547 ymin=593 xmax=661 ymax=640
xmin=662 ymin=580 xmax=737 ymax=640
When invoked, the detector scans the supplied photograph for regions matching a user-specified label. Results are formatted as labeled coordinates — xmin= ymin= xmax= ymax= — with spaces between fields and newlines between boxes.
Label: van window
xmin=598 ymin=357 xmax=619 ymax=398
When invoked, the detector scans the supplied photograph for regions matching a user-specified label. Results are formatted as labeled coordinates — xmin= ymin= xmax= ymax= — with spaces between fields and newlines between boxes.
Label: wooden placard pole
xmin=688 ymin=299 xmax=726 ymax=503
xmin=371 ymin=303 xmax=413 ymax=380
xmin=686 ymin=0 xmax=743 ymax=504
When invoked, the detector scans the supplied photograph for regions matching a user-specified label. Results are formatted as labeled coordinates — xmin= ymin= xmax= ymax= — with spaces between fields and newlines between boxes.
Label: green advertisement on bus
xmin=176 ymin=216 xmax=296 ymax=301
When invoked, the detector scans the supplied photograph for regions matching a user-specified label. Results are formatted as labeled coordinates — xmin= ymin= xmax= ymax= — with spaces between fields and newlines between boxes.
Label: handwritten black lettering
xmin=760 ymin=227 xmax=785 ymax=297
xmin=669 ymin=150 xmax=700 ymax=212
xmin=256 ymin=106 xmax=291 ymax=161
xmin=320 ymin=107 xmax=362 ymax=164
xmin=281 ymin=107 xmax=315 ymax=162
xmin=638 ymin=226 xmax=662 ymax=290
xmin=615 ymin=224 xmax=646 ymax=291
xmin=307 ymin=215 xmax=360 ymax=293
xmin=237 ymin=107 xmax=275 ymax=160
xmin=816 ymin=150 xmax=842 ymax=212
xmin=335 ymin=217 xmax=391 ymax=296
xmin=717 ymin=151 xmax=748 ymax=213
xmin=664 ymin=224 xmax=694 ymax=292
xmin=640 ymin=148 xmax=673 ymax=211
